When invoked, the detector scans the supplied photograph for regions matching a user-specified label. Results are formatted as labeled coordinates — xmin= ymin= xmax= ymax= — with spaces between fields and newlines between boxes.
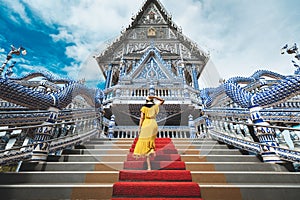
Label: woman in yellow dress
xmin=133 ymin=95 xmax=165 ymax=170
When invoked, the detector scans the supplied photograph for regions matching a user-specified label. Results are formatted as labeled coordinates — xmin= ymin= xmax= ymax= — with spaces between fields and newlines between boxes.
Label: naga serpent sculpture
xmin=201 ymin=69 xmax=300 ymax=163
xmin=0 ymin=70 xmax=103 ymax=110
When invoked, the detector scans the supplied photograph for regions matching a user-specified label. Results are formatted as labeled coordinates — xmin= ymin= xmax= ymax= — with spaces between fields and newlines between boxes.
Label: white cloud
xmin=7 ymin=0 xmax=300 ymax=86
xmin=3 ymin=0 xmax=31 ymax=24
xmin=21 ymin=0 xmax=141 ymax=82
xmin=65 ymin=43 xmax=90 ymax=62
xmin=50 ymin=27 xmax=74 ymax=43
xmin=62 ymin=55 xmax=103 ymax=85
xmin=18 ymin=64 xmax=48 ymax=74
xmin=102 ymin=0 xmax=296 ymax=84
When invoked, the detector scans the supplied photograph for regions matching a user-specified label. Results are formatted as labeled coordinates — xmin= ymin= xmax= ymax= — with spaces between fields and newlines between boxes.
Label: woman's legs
xmin=146 ymin=149 xmax=156 ymax=170
xmin=146 ymin=155 xmax=151 ymax=170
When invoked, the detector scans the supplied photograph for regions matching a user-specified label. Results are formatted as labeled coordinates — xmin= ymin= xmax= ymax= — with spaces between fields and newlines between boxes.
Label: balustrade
xmin=103 ymin=125 xmax=202 ymax=139
xmin=103 ymin=85 xmax=202 ymax=104
xmin=212 ymin=116 xmax=300 ymax=151
xmin=0 ymin=111 xmax=98 ymax=166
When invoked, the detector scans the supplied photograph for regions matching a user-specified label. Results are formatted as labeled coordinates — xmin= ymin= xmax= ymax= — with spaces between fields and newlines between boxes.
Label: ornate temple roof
xmin=95 ymin=0 xmax=210 ymax=78
xmin=127 ymin=0 xmax=180 ymax=32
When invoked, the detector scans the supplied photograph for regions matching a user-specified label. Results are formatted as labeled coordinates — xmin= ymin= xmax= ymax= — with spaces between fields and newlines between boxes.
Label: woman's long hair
xmin=143 ymin=99 xmax=155 ymax=108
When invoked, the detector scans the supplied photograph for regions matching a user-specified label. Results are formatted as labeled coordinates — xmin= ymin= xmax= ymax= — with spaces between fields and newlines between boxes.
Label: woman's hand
xmin=147 ymin=96 xmax=165 ymax=104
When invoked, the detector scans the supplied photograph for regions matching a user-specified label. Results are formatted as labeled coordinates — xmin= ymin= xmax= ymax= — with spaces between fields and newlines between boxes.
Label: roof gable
xmin=127 ymin=0 xmax=179 ymax=31
xmin=128 ymin=46 xmax=176 ymax=81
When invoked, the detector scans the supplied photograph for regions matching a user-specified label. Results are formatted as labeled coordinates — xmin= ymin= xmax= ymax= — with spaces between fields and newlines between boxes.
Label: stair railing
xmin=208 ymin=118 xmax=300 ymax=163
xmin=0 ymin=118 xmax=99 ymax=167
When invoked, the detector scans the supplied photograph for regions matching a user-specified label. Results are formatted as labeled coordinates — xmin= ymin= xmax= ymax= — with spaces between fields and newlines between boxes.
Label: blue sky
xmin=0 ymin=0 xmax=300 ymax=89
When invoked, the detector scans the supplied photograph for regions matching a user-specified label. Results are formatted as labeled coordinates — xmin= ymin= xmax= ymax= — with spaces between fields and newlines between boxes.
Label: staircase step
xmin=87 ymin=139 xmax=217 ymax=145
xmin=111 ymin=198 xmax=203 ymax=200
xmin=63 ymin=148 xmax=243 ymax=155
xmin=124 ymin=161 xmax=186 ymax=170
xmin=191 ymin=171 xmax=300 ymax=184
xmin=5 ymin=137 xmax=296 ymax=200
xmin=119 ymin=170 xmax=192 ymax=181
xmin=0 ymin=184 xmax=113 ymax=200
xmin=2 ymin=171 xmax=299 ymax=185
xmin=52 ymin=155 xmax=127 ymax=162
xmin=63 ymin=149 xmax=131 ymax=155
xmin=199 ymin=184 xmax=300 ymax=200
xmin=181 ymin=155 xmax=260 ymax=162
xmin=88 ymin=138 xmax=216 ymax=143
xmin=186 ymin=162 xmax=288 ymax=172
xmin=53 ymin=154 xmax=218 ymax=162
xmin=1 ymin=183 xmax=300 ymax=200
xmin=21 ymin=161 xmax=282 ymax=172
xmin=179 ymin=149 xmax=243 ymax=155
xmin=112 ymin=182 xmax=201 ymax=197
xmin=20 ymin=162 xmax=123 ymax=171
xmin=50 ymin=154 xmax=186 ymax=162
xmin=0 ymin=171 xmax=119 ymax=184
xmin=83 ymin=144 xmax=230 ymax=150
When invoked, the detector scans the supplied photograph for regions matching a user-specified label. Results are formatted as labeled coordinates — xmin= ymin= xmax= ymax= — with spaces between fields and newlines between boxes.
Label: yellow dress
xmin=133 ymin=104 xmax=159 ymax=157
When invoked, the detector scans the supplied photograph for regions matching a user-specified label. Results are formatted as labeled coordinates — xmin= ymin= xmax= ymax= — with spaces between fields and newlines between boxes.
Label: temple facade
xmin=1 ymin=1 xmax=300 ymax=198
xmin=95 ymin=0 xmax=210 ymax=138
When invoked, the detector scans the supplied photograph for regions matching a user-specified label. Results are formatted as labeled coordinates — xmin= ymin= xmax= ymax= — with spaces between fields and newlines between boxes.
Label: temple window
xmin=148 ymin=27 xmax=156 ymax=37
xmin=184 ymin=70 xmax=193 ymax=86
xmin=126 ymin=63 xmax=133 ymax=74
xmin=171 ymin=63 xmax=178 ymax=76
xmin=149 ymin=11 xmax=155 ymax=20
xmin=111 ymin=70 xmax=119 ymax=86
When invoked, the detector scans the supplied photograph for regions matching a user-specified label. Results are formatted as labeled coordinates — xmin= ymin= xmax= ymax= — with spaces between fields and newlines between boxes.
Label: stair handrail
xmin=0 ymin=128 xmax=97 ymax=165
xmin=210 ymin=129 xmax=300 ymax=163
xmin=0 ymin=115 xmax=99 ymax=166
xmin=209 ymin=118 xmax=300 ymax=163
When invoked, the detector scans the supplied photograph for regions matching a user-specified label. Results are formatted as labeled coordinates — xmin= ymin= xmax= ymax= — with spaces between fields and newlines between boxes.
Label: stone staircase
xmin=1 ymin=137 xmax=300 ymax=199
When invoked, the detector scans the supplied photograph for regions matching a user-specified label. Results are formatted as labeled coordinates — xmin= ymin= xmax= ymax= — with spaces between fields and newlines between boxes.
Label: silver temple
xmin=95 ymin=0 xmax=209 ymax=138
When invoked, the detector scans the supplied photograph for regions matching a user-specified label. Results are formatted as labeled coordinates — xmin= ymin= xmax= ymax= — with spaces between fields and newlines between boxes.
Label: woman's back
xmin=141 ymin=104 xmax=159 ymax=119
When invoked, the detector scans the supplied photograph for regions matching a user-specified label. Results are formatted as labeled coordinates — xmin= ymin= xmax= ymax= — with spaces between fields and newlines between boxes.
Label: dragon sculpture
xmin=0 ymin=46 xmax=105 ymax=164
xmin=201 ymin=70 xmax=288 ymax=108
xmin=0 ymin=71 xmax=101 ymax=110
xmin=200 ymin=69 xmax=300 ymax=163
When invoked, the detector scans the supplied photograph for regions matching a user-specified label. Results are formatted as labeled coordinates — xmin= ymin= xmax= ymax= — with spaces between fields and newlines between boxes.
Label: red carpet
xmin=112 ymin=138 xmax=203 ymax=200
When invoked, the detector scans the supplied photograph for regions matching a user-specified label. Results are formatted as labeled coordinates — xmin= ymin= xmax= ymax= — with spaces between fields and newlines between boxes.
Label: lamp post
xmin=0 ymin=45 xmax=27 ymax=77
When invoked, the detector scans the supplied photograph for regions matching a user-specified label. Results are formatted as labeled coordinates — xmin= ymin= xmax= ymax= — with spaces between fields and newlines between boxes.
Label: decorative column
xmin=192 ymin=64 xmax=199 ymax=90
xmin=188 ymin=114 xmax=196 ymax=139
xmin=31 ymin=107 xmax=59 ymax=162
xmin=149 ymin=80 xmax=155 ymax=96
xmin=177 ymin=62 xmax=185 ymax=84
xmin=105 ymin=64 xmax=113 ymax=89
xmin=249 ymin=106 xmax=283 ymax=163
xmin=119 ymin=59 xmax=126 ymax=81
xmin=179 ymin=62 xmax=189 ymax=99
xmin=108 ymin=115 xmax=115 ymax=140
xmin=167 ymin=60 xmax=172 ymax=71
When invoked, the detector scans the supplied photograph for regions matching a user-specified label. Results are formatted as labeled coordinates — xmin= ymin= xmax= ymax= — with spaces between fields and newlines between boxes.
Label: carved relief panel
xmin=128 ymin=28 xmax=147 ymax=39
xmin=128 ymin=27 xmax=172 ymax=40
xmin=138 ymin=3 xmax=166 ymax=25
xmin=126 ymin=42 xmax=149 ymax=54
xmin=180 ymin=45 xmax=192 ymax=59
xmin=156 ymin=42 xmax=177 ymax=54
xmin=136 ymin=58 xmax=167 ymax=80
